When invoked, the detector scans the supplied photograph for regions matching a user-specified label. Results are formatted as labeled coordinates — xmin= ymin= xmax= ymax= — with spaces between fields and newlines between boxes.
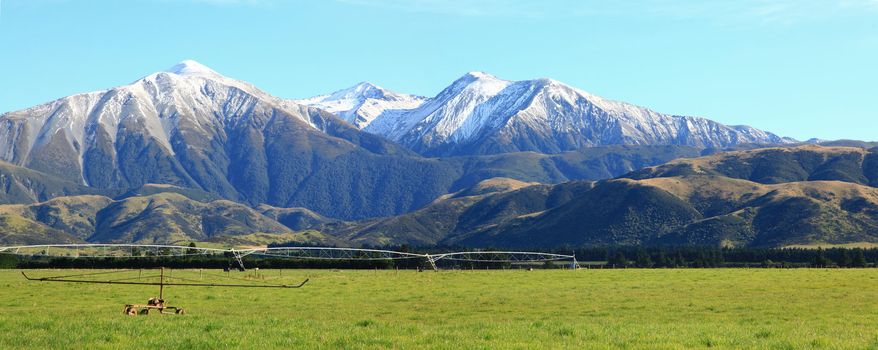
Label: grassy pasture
xmin=0 ymin=268 xmax=877 ymax=349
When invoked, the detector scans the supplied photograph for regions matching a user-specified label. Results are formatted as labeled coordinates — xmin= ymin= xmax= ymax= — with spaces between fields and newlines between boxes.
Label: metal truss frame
xmin=1 ymin=244 xmax=578 ymax=270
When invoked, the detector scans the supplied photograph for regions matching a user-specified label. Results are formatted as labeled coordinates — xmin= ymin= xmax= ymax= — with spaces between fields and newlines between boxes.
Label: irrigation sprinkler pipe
xmin=0 ymin=244 xmax=579 ymax=270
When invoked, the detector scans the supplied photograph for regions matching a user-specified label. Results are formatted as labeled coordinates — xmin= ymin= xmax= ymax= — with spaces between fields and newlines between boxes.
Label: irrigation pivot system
xmin=0 ymin=244 xmax=579 ymax=270
xmin=1 ymin=244 xmax=576 ymax=315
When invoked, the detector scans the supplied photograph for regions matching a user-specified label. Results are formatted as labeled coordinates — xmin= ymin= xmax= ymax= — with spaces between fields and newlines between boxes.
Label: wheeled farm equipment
xmin=21 ymin=267 xmax=308 ymax=316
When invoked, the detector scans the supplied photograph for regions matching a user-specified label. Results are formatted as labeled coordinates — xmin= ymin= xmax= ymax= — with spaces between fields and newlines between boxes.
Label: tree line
xmin=2 ymin=244 xmax=877 ymax=269
xmin=564 ymin=246 xmax=877 ymax=268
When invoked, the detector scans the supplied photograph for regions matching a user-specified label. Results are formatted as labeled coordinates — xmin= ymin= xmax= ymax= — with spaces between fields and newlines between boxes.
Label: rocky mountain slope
xmin=0 ymin=160 xmax=108 ymax=204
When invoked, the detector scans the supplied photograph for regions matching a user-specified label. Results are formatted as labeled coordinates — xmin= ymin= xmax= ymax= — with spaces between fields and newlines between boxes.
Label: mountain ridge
xmin=300 ymin=72 xmax=795 ymax=156
xmin=294 ymin=82 xmax=426 ymax=129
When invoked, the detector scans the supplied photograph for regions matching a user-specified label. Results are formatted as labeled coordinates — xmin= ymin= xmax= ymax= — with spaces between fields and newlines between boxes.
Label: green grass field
xmin=0 ymin=268 xmax=877 ymax=349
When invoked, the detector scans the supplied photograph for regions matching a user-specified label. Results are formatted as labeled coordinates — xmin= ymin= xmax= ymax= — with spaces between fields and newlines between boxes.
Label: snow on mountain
xmin=304 ymin=72 xmax=795 ymax=155
xmin=3 ymin=61 xmax=795 ymax=187
xmin=365 ymin=72 xmax=511 ymax=143
xmin=294 ymin=82 xmax=425 ymax=129
xmin=0 ymin=60 xmax=329 ymax=185
xmin=164 ymin=59 xmax=218 ymax=76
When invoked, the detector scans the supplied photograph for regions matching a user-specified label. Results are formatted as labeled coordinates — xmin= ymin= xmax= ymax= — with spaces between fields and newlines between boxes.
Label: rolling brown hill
xmin=446 ymin=146 xmax=878 ymax=248
xmin=322 ymin=178 xmax=594 ymax=247
xmin=451 ymin=175 xmax=878 ymax=248
xmin=315 ymin=146 xmax=878 ymax=248
xmin=627 ymin=145 xmax=878 ymax=186
xmin=0 ymin=193 xmax=326 ymax=245
xmin=5 ymin=145 xmax=878 ymax=249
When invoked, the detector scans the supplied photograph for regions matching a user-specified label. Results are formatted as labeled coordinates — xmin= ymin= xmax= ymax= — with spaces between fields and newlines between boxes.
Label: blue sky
xmin=0 ymin=0 xmax=876 ymax=141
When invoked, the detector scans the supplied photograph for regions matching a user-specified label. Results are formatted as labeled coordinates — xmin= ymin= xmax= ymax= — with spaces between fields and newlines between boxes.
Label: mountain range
xmin=5 ymin=60 xmax=870 ymax=249
xmin=298 ymin=72 xmax=793 ymax=156
xmin=0 ymin=60 xmax=746 ymax=220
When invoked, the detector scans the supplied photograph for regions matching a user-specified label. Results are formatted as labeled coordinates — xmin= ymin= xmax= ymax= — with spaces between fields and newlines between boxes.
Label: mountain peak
xmin=446 ymin=71 xmax=509 ymax=95
xmin=320 ymin=81 xmax=387 ymax=102
xmin=149 ymin=60 xmax=268 ymax=101
xmin=463 ymin=71 xmax=501 ymax=81
xmin=164 ymin=60 xmax=219 ymax=77
xmin=351 ymin=81 xmax=379 ymax=90
xmin=533 ymin=77 xmax=561 ymax=85
xmin=345 ymin=81 xmax=383 ymax=96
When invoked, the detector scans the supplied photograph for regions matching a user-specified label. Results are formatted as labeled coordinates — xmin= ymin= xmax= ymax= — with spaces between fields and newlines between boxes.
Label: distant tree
xmin=158 ymin=247 xmax=172 ymax=256
xmin=595 ymin=247 xmax=609 ymax=262
xmin=608 ymin=252 xmax=628 ymax=268
xmin=656 ymin=250 xmax=670 ymax=268
xmin=852 ymin=249 xmax=868 ymax=268
xmin=186 ymin=242 xmax=198 ymax=255
xmin=0 ymin=254 xmax=18 ymax=269
xmin=812 ymin=248 xmax=831 ymax=268
xmin=838 ymin=249 xmax=853 ymax=268
xmin=674 ymin=252 xmax=687 ymax=268
xmin=635 ymin=249 xmax=653 ymax=268
xmin=714 ymin=249 xmax=725 ymax=267
xmin=694 ymin=251 xmax=709 ymax=268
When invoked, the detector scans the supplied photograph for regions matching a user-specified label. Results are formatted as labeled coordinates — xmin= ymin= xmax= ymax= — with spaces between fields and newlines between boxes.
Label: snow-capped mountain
xmin=0 ymin=60 xmax=338 ymax=188
xmin=294 ymin=82 xmax=425 ymax=129
xmin=303 ymin=72 xmax=794 ymax=156
xmin=8 ymin=60 xmax=665 ymax=220
xmin=0 ymin=60 xmax=486 ymax=220
xmin=0 ymin=61 xmax=797 ymax=220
